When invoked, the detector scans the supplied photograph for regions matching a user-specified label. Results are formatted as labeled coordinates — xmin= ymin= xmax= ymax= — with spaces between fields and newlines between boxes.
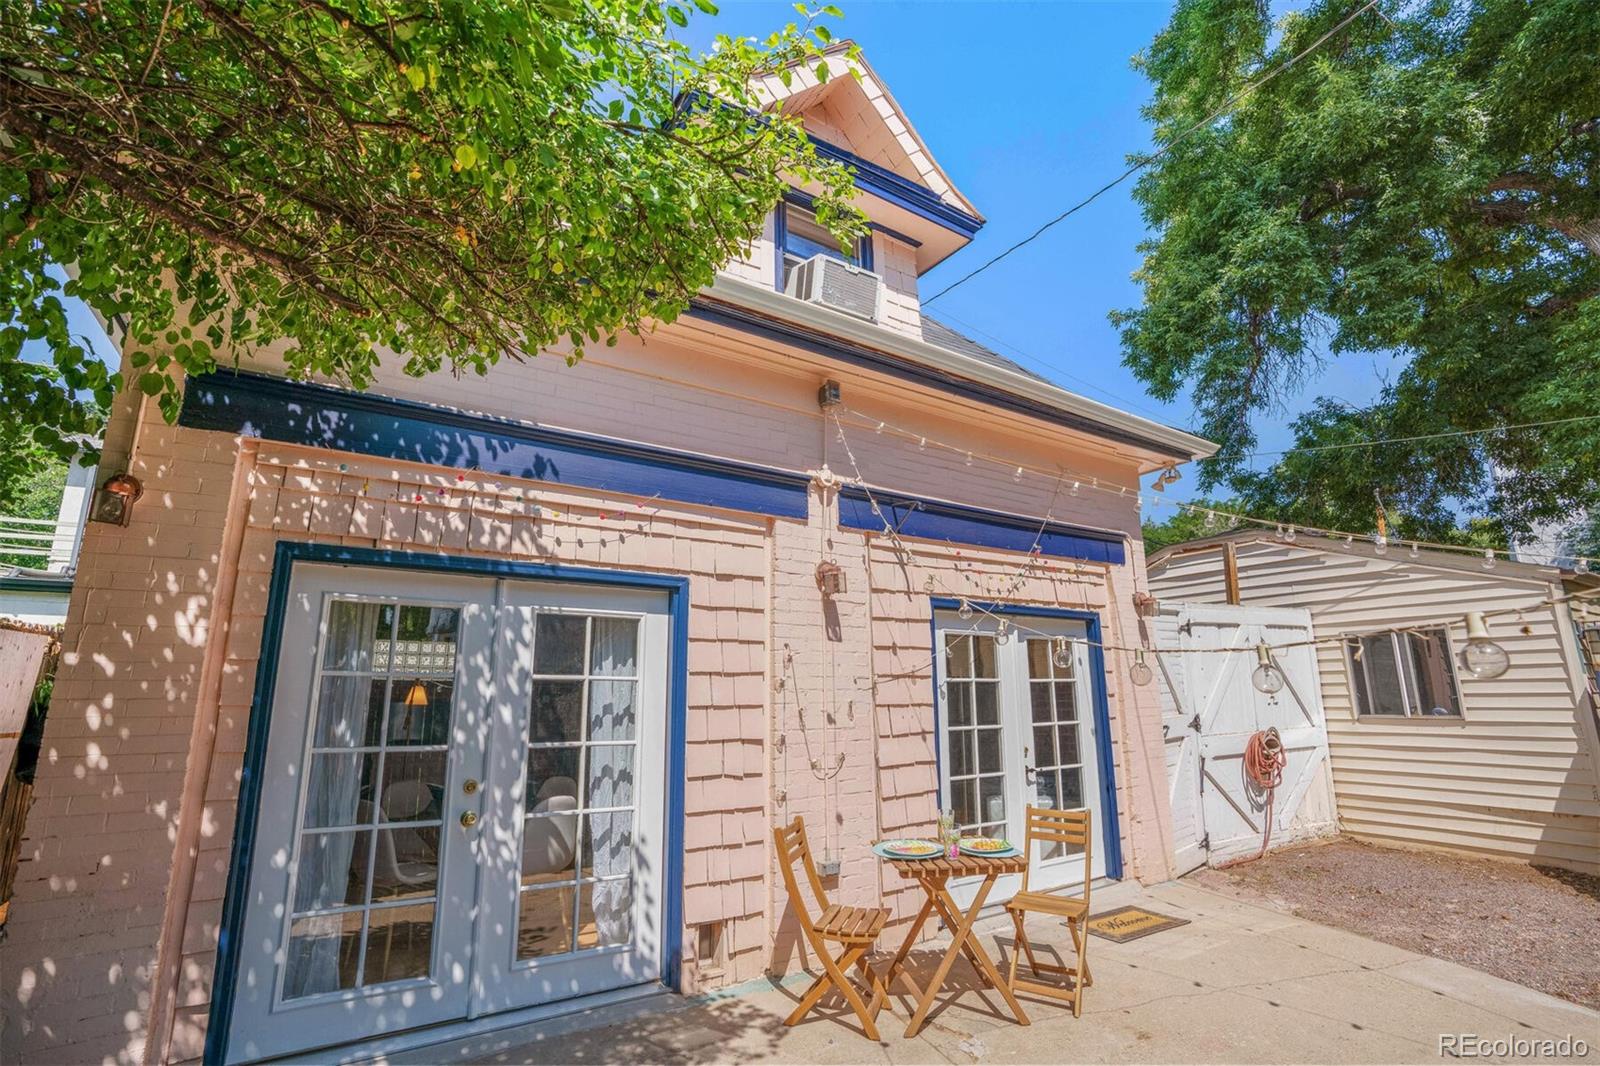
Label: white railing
xmin=0 ymin=516 xmax=58 ymax=564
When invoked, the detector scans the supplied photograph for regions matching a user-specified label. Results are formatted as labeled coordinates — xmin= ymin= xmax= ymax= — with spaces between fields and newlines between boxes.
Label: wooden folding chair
xmin=1004 ymin=806 xmax=1094 ymax=1016
xmin=773 ymin=816 xmax=891 ymax=1040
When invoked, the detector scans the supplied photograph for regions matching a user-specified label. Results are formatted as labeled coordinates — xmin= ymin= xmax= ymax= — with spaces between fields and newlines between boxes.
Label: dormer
xmin=719 ymin=44 xmax=984 ymax=342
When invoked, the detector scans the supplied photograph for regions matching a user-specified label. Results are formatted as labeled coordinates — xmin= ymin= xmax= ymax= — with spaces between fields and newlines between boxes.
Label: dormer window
xmin=777 ymin=198 xmax=873 ymax=292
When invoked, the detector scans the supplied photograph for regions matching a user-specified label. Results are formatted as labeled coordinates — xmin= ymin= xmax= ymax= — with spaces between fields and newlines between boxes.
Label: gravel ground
xmin=1189 ymin=837 xmax=1600 ymax=1011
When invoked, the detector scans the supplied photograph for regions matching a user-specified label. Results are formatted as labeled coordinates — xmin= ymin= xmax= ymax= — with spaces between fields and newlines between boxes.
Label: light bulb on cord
xmin=1052 ymin=637 xmax=1073 ymax=670
xmin=1482 ymin=549 xmax=1496 ymax=571
xmin=918 ymin=436 xmax=927 ymax=450
xmin=1285 ymin=525 xmax=1297 ymax=543
xmin=1013 ymin=466 xmax=1023 ymax=482
xmin=1251 ymin=644 xmax=1286 ymax=695
xmin=1409 ymin=542 xmax=1420 ymax=559
xmin=1070 ymin=481 xmax=1080 ymax=497
xmin=958 ymin=599 xmax=974 ymax=621
xmin=1374 ymin=534 xmax=1388 ymax=556
xmin=1205 ymin=511 xmax=1218 ymax=530
xmin=1460 ymin=611 xmax=1509 ymax=679
xmin=965 ymin=452 xmax=973 ymax=466
xmin=1129 ymin=649 xmax=1154 ymax=687
xmin=996 ymin=620 xmax=1011 ymax=645
xmin=875 ymin=421 xmax=885 ymax=434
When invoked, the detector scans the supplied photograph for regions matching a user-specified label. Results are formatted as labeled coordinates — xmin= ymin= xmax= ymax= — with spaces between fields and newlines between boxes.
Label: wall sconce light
xmin=815 ymin=560 xmax=846 ymax=597
xmin=89 ymin=472 xmax=143 ymax=526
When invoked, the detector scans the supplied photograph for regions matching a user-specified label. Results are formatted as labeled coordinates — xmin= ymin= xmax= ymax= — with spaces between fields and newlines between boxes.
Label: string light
xmin=1129 ymin=649 xmax=1153 ymax=686
xmin=1013 ymin=466 xmax=1023 ymax=482
xmin=1251 ymin=644 xmax=1286 ymax=695
xmin=835 ymin=406 xmax=1580 ymax=570
xmin=1052 ymin=637 xmax=1073 ymax=669
xmin=1482 ymin=549 xmax=1496 ymax=571
xmin=1460 ymin=612 xmax=1509 ymax=679
xmin=1374 ymin=534 xmax=1388 ymax=556
xmin=826 ymin=411 xmax=1600 ymax=691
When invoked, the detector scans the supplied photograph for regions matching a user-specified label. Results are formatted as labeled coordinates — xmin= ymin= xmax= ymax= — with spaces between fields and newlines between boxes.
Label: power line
xmin=1245 ymin=414 xmax=1600 ymax=458
xmin=923 ymin=0 xmax=1383 ymax=306
xmin=923 ymin=309 xmax=1182 ymax=423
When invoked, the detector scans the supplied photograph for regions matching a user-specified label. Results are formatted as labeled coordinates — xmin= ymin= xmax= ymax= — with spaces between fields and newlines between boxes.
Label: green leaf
xmin=454 ymin=143 xmax=478 ymax=169
xmin=137 ymin=372 xmax=165 ymax=396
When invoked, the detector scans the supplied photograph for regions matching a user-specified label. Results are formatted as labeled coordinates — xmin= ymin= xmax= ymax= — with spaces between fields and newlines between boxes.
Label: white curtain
xmin=286 ymin=600 xmax=388 ymax=997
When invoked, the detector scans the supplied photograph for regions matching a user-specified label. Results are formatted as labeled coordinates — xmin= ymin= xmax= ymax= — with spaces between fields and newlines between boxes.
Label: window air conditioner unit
xmin=784 ymin=254 xmax=883 ymax=323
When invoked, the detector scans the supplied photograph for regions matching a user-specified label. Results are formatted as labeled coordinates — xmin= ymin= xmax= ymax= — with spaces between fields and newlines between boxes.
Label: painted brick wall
xmin=2 ymin=399 xmax=239 ymax=1066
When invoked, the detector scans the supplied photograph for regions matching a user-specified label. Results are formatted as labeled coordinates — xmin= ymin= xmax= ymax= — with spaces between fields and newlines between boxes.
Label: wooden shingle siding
xmin=1149 ymin=540 xmax=1600 ymax=874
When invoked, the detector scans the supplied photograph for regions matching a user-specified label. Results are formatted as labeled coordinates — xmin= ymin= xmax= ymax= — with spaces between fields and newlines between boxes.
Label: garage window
xmin=1346 ymin=627 xmax=1462 ymax=718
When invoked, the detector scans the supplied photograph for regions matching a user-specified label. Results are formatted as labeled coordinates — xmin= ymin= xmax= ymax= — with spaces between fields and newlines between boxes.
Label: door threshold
xmin=265 ymin=984 xmax=673 ymax=1065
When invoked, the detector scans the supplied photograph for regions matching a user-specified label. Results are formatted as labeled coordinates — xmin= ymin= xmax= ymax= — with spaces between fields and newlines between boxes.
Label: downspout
xmin=146 ymin=436 xmax=259 ymax=1065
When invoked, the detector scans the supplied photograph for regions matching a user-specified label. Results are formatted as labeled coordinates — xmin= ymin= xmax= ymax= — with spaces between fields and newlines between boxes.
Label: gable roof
xmin=757 ymin=42 xmax=981 ymax=221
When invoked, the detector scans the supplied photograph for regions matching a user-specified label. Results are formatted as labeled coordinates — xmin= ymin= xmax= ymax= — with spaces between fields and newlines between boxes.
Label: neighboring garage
xmin=1149 ymin=531 xmax=1600 ymax=875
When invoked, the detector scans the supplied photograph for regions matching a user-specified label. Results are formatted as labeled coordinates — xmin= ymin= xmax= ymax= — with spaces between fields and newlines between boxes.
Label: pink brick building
xmin=2 ymin=46 xmax=1213 ymax=1064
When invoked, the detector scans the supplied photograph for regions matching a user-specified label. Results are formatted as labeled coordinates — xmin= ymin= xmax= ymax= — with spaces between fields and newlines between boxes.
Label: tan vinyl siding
xmin=1149 ymin=541 xmax=1600 ymax=873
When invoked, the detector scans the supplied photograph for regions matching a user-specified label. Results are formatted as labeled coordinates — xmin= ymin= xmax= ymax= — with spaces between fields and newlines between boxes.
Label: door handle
xmin=1024 ymin=764 xmax=1037 ymax=782
xmin=460 ymin=810 xmax=479 ymax=829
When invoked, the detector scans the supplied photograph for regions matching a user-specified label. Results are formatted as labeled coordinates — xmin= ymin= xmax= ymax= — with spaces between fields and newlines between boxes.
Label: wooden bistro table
xmin=877 ymin=850 xmax=1031 ymax=1038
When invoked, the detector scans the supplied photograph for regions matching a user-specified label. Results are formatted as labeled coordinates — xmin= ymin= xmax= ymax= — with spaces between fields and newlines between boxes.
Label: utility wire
xmin=923 ymin=0 xmax=1383 ymax=306
xmin=1244 ymin=413 xmax=1600 ymax=458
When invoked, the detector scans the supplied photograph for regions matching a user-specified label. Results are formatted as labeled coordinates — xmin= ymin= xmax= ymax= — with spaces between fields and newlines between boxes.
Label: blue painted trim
xmin=781 ymin=188 xmax=920 ymax=251
xmin=206 ymin=543 xmax=691 ymax=1065
xmin=809 ymin=134 xmax=984 ymax=238
xmin=838 ymin=486 xmax=1125 ymax=566
xmin=685 ymin=299 xmax=1196 ymax=460
xmin=178 ymin=370 xmax=811 ymax=520
xmin=928 ymin=598 xmax=1124 ymax=880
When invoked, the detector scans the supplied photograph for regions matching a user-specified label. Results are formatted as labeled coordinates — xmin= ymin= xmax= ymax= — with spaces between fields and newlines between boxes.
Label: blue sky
xmin=36 ymin=1 xmax=1402 ymax=493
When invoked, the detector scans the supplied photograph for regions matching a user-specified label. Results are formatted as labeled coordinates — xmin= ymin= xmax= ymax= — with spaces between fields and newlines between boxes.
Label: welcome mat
xmin=1085 ymin=906 xmax=1191 ymax=943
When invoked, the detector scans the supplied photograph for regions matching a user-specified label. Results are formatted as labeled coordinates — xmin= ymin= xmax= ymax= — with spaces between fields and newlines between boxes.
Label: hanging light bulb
xmin=875 ymin=421 xmax=885 ymax=434
xmin=1052 ymin=637 xmax=1073 ymax=670
xmin=1285 ymin=525 xmax=1297 ymax=543
xmin=1275 ymin=524 xmax=1285 ymax=538
xmin=958 ymin=599 xmax=974 ymax=621
xmin=1460 ymin=611 xmax=1510 ymax=679
xmin=1409 ymin=542 xmax=1420 ymax=559
xmin=965 ymin=451 xmax=974 ymax=466
xmin=918 ymin=436 xmax=927 ymax=451
xmin=1374 ymin=534 xmax=1389 ymax=556
xmin=1013 ymin=466 xmax=1023 ymax=482
xmin=1251 ymin=644 xmax=1286 ymax=695
xmin=1482 ymin=549 xmax=1496 ymax=571
xmin=1070 ymin=481 xmax=1080 ymax=497
xmin=1205 ymin=510 xmax=1218 ymax=530
xmin=996 ymin=619 xmax=1011 ymax=645
xmin=1578 ymin=557 xmax=1592 ymax=574
xmin=1129 ymin=649 xmax=1154 ymax=686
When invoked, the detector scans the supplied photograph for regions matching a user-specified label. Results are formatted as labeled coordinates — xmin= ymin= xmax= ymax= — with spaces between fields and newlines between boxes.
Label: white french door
xmin=227 ymin=564 xmax=669 ymax=1063
xmin=934 ymin=610 xmax=1107 ymax=907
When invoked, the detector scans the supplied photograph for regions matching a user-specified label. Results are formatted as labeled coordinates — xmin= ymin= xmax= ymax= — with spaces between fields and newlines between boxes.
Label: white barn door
xmin=1156 ymin=604 xmax=1336 ymax=868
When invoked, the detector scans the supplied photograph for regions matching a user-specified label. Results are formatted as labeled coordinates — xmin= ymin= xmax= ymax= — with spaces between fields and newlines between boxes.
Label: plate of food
xmin=872 ymin=839 xmax=943 ymax=860
xmin=958 ymin=836 xmax=1019 ymax=857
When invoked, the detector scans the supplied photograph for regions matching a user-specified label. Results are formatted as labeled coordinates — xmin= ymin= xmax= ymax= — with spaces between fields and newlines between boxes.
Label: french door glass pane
xmin=1026 ymin=639 xmax=1087 ymax=861
xmin=943 ymin=633 xmax=1004 ymax=837
xmin=283 ymin=597 xmax=458 ymax=1001
xmin=518 ymin=613 xmax=641 ymax=961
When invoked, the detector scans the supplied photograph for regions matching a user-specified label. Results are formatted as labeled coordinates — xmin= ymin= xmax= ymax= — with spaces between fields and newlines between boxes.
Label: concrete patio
xmin=393 ymin=879 xmax=1597 ymax=1065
